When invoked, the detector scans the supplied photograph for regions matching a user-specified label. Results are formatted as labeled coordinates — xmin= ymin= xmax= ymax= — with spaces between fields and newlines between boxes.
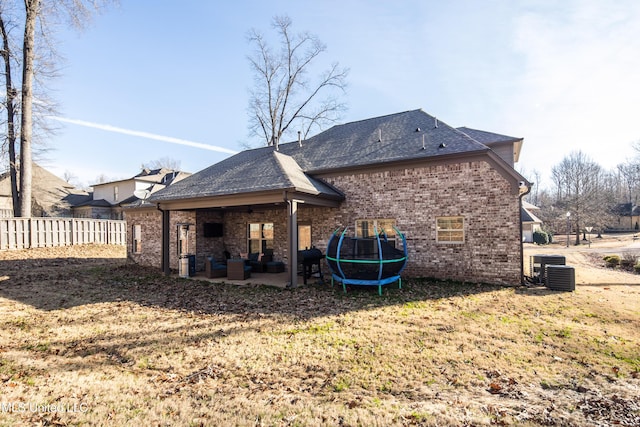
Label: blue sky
xmin=37 ymin=0 xmax=640 ymax=189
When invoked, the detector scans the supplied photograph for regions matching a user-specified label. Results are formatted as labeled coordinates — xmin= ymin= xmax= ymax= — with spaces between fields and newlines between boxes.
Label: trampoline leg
xmin=398 ymin=277 xmax=402 ymax=290
xmin=342 ymin=282 xmax=347 ymax=294
xmin=378 ymin=285 xmax=382 ymax=296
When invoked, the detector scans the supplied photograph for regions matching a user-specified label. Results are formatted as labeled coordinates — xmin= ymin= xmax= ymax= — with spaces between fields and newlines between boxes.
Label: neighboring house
xmin=129 ymin=109 xmax=530 ymax=286
xmin=608 ymin=203 xmax=640 ymax=231
xmin=0 ymin=163 xmax=89 ymax=217
xmin=73 ymin=168 xmax=191 ymax=219
xmin=521 ymin=200 xmax=543 ymax=242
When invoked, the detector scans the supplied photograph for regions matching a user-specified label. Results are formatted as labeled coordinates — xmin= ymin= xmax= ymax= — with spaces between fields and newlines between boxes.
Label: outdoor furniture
xmin=248 ymin=251 xmax=273 ymax=273
xmin=227 ymin=259 xmax=251 ymax=280
xmin=205 ymin=257 xmax=227 ymax=278
xmin=266 ymin=261 xmax=285 ymax=273
xmin=298 ymin=248 xmax=324 ymax=284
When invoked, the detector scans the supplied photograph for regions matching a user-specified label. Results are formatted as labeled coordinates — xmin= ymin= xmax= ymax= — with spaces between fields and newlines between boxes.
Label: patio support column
xmin=161 ymin=208 xmax=170 ymax=276
xmin=287 ymin=198 xmax=298 ymax=287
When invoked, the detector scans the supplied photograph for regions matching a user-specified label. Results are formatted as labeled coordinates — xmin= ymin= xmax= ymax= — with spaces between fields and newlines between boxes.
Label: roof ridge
xmin=331 ymin=109 xmax=424 ymax=127
xmin=272 ymin=150 xmax=316 ymax=192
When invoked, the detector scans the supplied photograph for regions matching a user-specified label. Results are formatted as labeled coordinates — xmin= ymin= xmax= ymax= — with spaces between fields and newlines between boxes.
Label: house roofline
xmin=154 ymin=187 xmax=343 ymax=211
xmin=309 ymin=149 xmax=528 ymax=195
xmin=305 ymin=149 xmax=490 ymax=176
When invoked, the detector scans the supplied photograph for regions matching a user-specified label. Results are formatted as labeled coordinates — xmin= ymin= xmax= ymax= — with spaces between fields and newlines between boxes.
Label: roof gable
xmin=521 ymin=207 xmax=543 ymax=224
xmin=151 ymin=149 xmax=344 ymax=202
xmin=457 ymin=126 xmax=523 ymax=163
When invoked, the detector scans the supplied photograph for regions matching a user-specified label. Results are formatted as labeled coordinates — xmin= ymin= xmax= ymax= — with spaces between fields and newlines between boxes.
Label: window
xmin=355 ymin=219 xmax=397 ymax=239
xmin=355 ymin=219 xmax=397 ymax=256
xmin=436 ymin=216 xmax=464 ymax=243
xmin=132 ymin=224 xmax=142 ymax=253
xmin=113 ymin=185 xmax=119 ymax=202
xmin=248 ymin=223 xmax=274 ymax=254
xmin=298 ymin=224 xmax=311 ymax=250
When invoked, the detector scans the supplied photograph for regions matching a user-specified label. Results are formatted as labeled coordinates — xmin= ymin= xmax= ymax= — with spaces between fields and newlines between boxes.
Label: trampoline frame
xmin=326 ymin=226 xmax=408 ymax=295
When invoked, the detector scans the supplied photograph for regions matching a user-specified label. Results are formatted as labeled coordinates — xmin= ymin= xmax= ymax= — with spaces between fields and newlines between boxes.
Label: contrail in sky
xmin=51 ymin=116 xmax=238 ymax=155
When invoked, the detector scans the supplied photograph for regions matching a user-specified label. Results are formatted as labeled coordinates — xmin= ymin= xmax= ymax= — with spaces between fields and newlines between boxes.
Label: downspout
xmin=518 ymin=181 xmax=532 ymax=286
xmin=284 ymin=191 xmax=298 ymax=288
xmin=157 ymin=203 xmax=171 ymax=276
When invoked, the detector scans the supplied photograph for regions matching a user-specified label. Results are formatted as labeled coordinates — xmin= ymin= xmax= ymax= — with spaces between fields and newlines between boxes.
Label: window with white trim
xmin=436 ymin=216 xmax=464 ymax=243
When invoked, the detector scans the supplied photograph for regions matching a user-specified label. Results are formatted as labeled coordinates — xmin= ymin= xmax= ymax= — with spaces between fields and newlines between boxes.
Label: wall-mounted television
xmin=203 ymin=222 xmax=223 ymax=238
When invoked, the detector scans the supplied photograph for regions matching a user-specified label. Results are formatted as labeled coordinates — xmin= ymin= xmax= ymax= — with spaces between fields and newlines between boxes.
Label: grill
xmin=298 ymin=248 xmax=324 ymax=284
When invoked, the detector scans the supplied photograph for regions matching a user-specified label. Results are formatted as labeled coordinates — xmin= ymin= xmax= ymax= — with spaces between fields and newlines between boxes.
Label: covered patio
xmin=149 ymin=150 xmax=344 ymax=287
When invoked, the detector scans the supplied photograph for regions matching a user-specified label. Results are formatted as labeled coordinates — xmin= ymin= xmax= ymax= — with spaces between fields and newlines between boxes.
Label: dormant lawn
xmin=0 ymin=245 xmax=638 ymax=426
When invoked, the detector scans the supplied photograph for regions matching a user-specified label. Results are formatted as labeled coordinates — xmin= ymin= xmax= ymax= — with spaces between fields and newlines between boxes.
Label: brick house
xmin=127 ymin=109 xmax=530 ymax=286
xmin=0 ymin=162 xmax=88 ymax=218
xmin=73 ymin=168 xmax=191 ymax=219
xmin=521 ymin=201 xmax=543 ymax=243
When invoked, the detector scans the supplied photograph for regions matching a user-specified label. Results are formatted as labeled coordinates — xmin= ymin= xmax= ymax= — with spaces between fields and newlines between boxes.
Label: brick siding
xmin=125 ymin=208 xmax=195 ymax=270
xmin=126 ymin=159 xmax=522 ymax=285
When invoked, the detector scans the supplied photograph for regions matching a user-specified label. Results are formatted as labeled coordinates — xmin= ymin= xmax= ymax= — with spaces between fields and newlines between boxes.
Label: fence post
xmin=28 ymin=218 xmax=33 ymax=249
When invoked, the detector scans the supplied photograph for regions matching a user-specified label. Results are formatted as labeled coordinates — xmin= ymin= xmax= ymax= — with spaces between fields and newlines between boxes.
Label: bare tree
xmin=0 ymin=5 xmax=20 ymax=216
xmin=1 ymin=0 xmax=114 ymax=217
xmin=617 ymin=161 xmax=640 ymax=228
xmin=94 ymin=173 xmax=109 ymax=184
xmin=247 ymin=15 xmax=348 ymax=146
xmin=142 ymin=157 xmax=182 ymax=171
xmin=551 ymin=151 xmax=611 ymax=244
xmin=18 ymin=0 xmax=41 ymax=217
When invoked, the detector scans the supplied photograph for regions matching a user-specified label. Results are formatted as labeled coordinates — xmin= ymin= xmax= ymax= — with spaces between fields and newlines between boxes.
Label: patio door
xmin=298 ymin=224 xmax=311 ymax=250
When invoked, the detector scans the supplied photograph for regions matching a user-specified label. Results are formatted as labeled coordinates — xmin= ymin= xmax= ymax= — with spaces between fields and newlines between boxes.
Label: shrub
xmin=603 ymin=255 xmax=620 ymax=268
xmin=533 ymin=230 xmax=549 ymax=245
xmin=634 ymin=263 xmax=640 ymax=274
xmin=621 ymin=253 xmax=638 ymax=268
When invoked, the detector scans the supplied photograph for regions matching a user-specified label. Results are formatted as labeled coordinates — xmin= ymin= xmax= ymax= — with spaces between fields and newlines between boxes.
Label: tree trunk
xmin=0 ymin=13 xmax=20 ymax=216
xmin=19 ymin=0 xmax=40 ymax=218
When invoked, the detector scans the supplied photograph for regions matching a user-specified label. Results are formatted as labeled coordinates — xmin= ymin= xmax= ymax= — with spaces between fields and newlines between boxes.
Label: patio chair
xmin=248 ymin=250 xmax=273 ymax=273
xmin=205 ymin=256 xmax=227 ymax=278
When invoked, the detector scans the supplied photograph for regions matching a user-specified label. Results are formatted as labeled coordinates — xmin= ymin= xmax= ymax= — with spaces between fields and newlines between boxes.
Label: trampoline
xmin=326 ymin=226 xmax=408 ymax=295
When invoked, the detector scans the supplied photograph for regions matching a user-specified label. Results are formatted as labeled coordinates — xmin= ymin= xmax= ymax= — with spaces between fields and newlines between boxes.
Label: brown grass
xmin=0 ymin=244 xmax=639 ymax=426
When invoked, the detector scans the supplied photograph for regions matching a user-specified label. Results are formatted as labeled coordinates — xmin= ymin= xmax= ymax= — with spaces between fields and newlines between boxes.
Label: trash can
xmin=179 ymin=255 xmax=190 ymax=278
xmin=187 ymin=254 xmax=196 ymax=276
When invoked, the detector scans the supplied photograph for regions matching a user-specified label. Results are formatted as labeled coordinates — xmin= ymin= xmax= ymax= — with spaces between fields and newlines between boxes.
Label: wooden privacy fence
xmin=0 ymin=218 xmax=127 ymax=251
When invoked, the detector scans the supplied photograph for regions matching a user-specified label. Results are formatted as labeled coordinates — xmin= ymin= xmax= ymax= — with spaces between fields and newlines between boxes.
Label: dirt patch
xmin=0 ymin=244 xmax=638 ymax=426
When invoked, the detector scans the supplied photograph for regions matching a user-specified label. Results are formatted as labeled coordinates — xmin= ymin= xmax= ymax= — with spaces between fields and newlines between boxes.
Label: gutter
xmin=518 ymin=181 xmax=533 ymax=286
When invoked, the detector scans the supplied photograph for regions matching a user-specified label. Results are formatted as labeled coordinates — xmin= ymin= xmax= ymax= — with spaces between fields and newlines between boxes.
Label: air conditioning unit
xmin=545 ymin=265 xmax=575 ymax=291
xmin=530 ymin=255 xmax=566 ymax=284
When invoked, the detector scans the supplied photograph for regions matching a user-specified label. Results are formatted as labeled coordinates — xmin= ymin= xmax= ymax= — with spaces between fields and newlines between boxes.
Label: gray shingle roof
xmin=151 ymin=149 xmax=343 ymax=201
xmin=521 ymin=207 xmax=543 ymax=224
xmin=150 ymin=109 xmax=510 ymax=203
xmin=456 ymin=127 xmax=521 ymax=145
xmin=278 ymin=109 xmax=489 ymax=171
